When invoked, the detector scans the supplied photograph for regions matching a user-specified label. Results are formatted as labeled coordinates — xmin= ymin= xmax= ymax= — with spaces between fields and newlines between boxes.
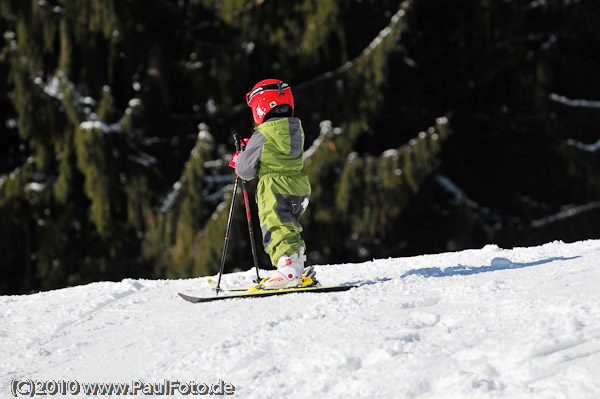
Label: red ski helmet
xmin=246 ymin=79 xmax=294 ymax=124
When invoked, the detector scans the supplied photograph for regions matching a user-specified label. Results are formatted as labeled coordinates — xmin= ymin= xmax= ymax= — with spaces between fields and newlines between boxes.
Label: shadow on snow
xmin=400 ymin=256 xmax=580 ymax=279
xmin=349 ymin=277 xmax=393 ymax=287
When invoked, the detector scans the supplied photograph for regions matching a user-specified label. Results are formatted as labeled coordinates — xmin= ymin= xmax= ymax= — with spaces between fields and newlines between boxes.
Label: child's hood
xmin=257 ymin=117 xmax=303 ymax=156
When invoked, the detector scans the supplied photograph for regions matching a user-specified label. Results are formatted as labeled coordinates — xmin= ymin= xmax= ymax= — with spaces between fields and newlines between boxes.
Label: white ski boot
xmin=262 ymin=251 xmax=306 ymax=290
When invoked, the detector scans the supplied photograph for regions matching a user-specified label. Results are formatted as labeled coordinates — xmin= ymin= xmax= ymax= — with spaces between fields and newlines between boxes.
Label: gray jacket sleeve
xmin=235 ymin=132 xmax=265 ymax=180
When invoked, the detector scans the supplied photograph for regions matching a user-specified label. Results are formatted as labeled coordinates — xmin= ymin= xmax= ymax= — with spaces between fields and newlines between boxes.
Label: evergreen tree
xmin=2 ymin=0 xmax=599 ymax=294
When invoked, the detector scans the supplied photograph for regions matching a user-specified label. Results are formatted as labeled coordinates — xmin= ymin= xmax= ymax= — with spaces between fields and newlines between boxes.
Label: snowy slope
xmin=2 ymin=240 xmax=600 ymax=399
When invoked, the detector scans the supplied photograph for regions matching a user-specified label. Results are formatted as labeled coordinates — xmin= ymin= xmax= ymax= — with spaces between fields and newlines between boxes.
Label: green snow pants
xmin=256 ymin=172 xmax=311 ymax=266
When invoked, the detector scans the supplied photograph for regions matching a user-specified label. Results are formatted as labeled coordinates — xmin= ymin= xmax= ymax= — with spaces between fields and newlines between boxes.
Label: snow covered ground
xmin=2 ymin=240 xmax=600 ymax=398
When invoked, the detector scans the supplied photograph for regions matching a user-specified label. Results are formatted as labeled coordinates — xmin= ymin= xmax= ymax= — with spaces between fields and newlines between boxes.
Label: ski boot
xmin=257 ymin=249 xmax=318 ymax=290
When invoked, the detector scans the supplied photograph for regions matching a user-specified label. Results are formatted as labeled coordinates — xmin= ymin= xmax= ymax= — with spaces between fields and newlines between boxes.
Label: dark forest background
xmin=1 ymin=0 xmax=599 ymax=295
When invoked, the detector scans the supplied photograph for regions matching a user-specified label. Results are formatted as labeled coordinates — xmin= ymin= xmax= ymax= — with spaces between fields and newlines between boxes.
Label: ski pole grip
xmin=233 ymin=133 xmax=242 ymax=152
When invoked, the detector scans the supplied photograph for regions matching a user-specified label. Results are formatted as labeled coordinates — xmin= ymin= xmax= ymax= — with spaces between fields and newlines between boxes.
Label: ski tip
xmin=178 ymin=293 xmax=202 ymax=303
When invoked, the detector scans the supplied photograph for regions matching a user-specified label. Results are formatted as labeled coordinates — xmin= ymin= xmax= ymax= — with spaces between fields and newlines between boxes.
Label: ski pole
xmin=234 ymin=133 xmax=262 ymax=283
xmin=215 ymin=138 xmax=242 ymax=293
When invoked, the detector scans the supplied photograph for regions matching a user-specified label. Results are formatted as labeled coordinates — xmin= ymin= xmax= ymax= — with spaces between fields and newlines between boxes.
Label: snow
xmin=126 ymin=153 xmax=158 ymax=168
xmin=436 ymin=175 xmax=480 ymax=209
xmin=160 ymin=181 xmax=182 ymax=213
xmin=79 ymin=121 xmax=119 ymax=134
xmin=20 ymin=180 xmax=45 ymax=194
xmin=564 ymin=138 xmax=600 ymax=153
xmin=532 ymin=202 xmax=600 ymax=228
xmin=2 ymin=240 xmax=600 ymax=398
xmin=549 ymin=93 xmax=600 ymax=109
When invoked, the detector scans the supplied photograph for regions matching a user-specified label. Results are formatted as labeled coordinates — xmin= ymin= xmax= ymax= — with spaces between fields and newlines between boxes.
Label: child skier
xmin=229 ymin=79 xmax=311 ymax=289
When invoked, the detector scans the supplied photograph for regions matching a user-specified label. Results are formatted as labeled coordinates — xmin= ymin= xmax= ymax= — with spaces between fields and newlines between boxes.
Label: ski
xmin=179 ymin=284 xmax=356 ymax=303
xmin=207 ymin=279 xmax=253 ymax=292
